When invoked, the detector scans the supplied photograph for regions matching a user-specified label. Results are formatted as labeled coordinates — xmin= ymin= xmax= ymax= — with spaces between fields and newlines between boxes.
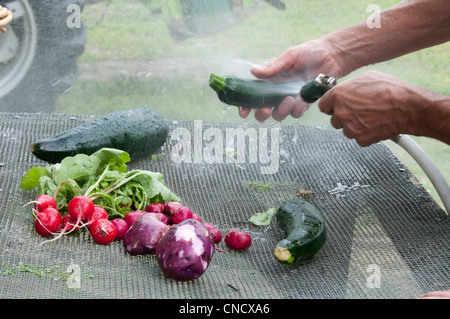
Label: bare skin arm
xmin=324 ymin=0 xmax=450 ymax=76
xmin=240 ymin=0 xmax=450 ymax=123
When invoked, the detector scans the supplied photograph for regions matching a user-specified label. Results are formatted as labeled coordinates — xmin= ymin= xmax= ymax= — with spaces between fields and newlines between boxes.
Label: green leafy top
xmin=20 ymin=148 xmax=179 ymax=218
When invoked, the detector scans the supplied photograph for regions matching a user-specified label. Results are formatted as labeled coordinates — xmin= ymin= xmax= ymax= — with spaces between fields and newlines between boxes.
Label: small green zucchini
xmin=209 ymin=73 xmax=300 ymax=108
xmin=31 ymin=107 xmax=169 ymax=163
xmin=273 ymin=199 xmax=327 ymax=264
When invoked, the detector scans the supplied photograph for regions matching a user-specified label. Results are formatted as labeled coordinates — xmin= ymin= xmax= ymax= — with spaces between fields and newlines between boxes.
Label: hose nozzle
xmin=300 ymin=74 xmax=337 ymax=103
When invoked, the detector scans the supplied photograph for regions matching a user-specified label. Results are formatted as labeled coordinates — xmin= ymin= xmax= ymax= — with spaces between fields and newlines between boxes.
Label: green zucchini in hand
xmin=274 ymin=199 xmax=327 ymax=264
xmin=209 ymin=73 xmax=300 ymax=108
xmin=31 ymin=107 xmax=169 ymax=163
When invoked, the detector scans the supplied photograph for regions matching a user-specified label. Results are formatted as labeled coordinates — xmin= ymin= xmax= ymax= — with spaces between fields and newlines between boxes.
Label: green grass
xmin=55 ymin=0 xmax=450 ymax=210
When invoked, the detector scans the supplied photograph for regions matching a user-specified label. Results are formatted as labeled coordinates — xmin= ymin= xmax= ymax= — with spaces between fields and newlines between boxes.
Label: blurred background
xmin=0 ymin=0 xmax=449 ymax=207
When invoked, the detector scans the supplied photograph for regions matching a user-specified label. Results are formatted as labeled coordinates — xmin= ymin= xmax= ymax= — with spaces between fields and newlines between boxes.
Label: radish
xmin=146 ymin=202 xmax=164 ymax=214
xmin=67 ymin=196 xmax=95 ymax=225
xmin=171 ymin=206 xmax=193 ymax=224
xmin=89 ymin=219 xmax=117 ymax=245
xmin=203 ymin=222 xmax=222 ymax=244
xmin=34 ymin=194 xmax=57 ymax=211
xmin=152 ymin=212 xmax=168 ymax=225
xmin=34 ymin=207 xmax=63 ymax=237
xmin=62 ymin=214 xmax=80 ymax=233
xmin=37 ymin=196 xmax=94 ymax=245
xmin=192 ymin=213 xmax=202 ymax=222
xmin=224 ymin=229 xmax=252 ymax=251
xmin=164 ymin=202 xmax=183 ymax=215
xmin=86 ymin=206 xmax=109 ymax=228
xmin=111 ymin=218 xmax=129 ymax=240
xmin=124 ymin=210 xmax=146 ymax=228
xmin=24 ymin=194 xmax=57 ymax=212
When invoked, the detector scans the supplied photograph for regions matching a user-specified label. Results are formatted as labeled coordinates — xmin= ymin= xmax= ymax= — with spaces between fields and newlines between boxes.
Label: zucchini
xmin=209 ymin=73 xmax=300 ymax=108
xmin=273 ymin=199 xmax=327 ymax=264
xmin=31 ymin=107 xmax=169 ymax=163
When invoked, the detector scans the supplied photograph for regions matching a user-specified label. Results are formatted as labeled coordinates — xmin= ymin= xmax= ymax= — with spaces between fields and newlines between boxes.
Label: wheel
xmin=0 ymin=0 xmax=86 ymax=113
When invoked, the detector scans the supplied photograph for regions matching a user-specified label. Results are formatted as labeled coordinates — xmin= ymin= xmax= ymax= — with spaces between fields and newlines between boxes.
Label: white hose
xmin=393 ymin=134 xmax=450 ymax=215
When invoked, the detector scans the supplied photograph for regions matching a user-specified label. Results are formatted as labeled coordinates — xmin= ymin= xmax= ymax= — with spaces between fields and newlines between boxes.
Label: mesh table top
xmin=0 ymin=112 xmax=448 ymax=299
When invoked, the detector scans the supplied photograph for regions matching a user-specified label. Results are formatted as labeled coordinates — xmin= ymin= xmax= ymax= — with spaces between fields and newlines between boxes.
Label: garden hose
xmin=302 ymin=74 xmax=450 ymax=215
xmin=392 ymin=134 xmax=450 ymax=214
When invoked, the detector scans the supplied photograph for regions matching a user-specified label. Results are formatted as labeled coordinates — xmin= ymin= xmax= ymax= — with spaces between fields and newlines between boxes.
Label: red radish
xmin=67 ymin=196 xmax=94 ymax=225
xmin=35 ymin=196 xmax=95 ymax=245
xmin=171 ymin=206 xmax=193 ymax=224
xmin=224 ymin=229 xmax=251 ymax=251
xmin=34 ymin=207 xmax=63 ymax=237
xmin=111 ymin=218 xmax=129 ymax=240
xmin=89 ymin=219 xmax=117 ymax=245
xmin=124 ymin=210 xmax=146 ymax=228
xmin=62 ymin=214 xmax=80 ymax=233
xmin=146 ymin=202 xmax=164 ymax=214
xmin=203 ymin=222 xmax=222 ymax=244
xmin=192 ymin=213 xmax=202 ymax=222
xmin=164 ymin=202 xmax=183 ymax=215
xmin=33 ymin=194 xmax=57 ymax=212
xmin=152 ymin=212 xmax=168 ymax=224
xmin=87 ymin=206 xmax=109 ymax=227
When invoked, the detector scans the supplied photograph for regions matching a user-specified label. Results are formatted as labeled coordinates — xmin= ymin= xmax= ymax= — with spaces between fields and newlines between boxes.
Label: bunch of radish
xmin=31 ymin=194 xmax=119 ymax=245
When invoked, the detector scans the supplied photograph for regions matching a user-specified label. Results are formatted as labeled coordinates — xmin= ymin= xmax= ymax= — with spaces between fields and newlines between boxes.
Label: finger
xmin=290 ymin=99 xmax=310 ymax=118
xmin=254 ymin=108 xmax=272 ymax=122
xmin=342 ymin=126 xmax=355 ymax=139
xmin=251 ymin=58 xmax=280 ymax=79
xmin=318 ymin=90 xmax=334 ymax=115
xmin=356 ymin=139 xmax=374 ymax=147
xmin=238 ymin=107 xmax=251 ymax=118
xmin=272 ymin=96 xmax=297 ymax=122
xmin=330 ymin=115 xmax=343 ymax=129
xmin=251 ymin=51 xmax=294 ymax=80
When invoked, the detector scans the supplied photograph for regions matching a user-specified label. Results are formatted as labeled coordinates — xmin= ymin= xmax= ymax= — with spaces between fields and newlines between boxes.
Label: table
xmin=0 ymin=112 xmax=448 ymax=299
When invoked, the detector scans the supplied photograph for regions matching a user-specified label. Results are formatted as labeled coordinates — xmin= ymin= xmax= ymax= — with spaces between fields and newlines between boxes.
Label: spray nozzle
xmin=300 ymin=74 xmax=337 ymax=103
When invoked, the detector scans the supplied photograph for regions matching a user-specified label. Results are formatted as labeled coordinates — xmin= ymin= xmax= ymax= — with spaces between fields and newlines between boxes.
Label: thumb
xmin=250 ymin=56 xmax=287 ymax=79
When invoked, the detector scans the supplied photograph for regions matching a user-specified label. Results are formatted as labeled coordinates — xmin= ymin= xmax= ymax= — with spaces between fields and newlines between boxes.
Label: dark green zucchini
xmin=31 ymin=107 xmax=169 ymax=163
xmin=209 ymin=73 xmax=300 ymax=108
xmin=273 ymin=199 xmax=327 ymax=264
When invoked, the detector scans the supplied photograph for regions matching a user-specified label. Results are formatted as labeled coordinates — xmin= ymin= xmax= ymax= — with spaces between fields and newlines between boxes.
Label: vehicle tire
xmin=0 ymin=0 xmax=86 ymax=113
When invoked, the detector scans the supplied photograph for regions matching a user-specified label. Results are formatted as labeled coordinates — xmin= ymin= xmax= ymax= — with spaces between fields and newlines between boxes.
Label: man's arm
xmin=324 ymin=0 xmax=450 ymax=76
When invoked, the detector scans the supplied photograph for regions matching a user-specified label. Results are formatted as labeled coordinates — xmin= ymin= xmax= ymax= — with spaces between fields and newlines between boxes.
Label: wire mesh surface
xmin=0 ymin=112 xmax=448 ymax=299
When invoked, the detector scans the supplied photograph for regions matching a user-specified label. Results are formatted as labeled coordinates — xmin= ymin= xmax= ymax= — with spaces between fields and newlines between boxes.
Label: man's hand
xmin=239 ymin=38 xmax=347 ymax=122
xmin=318 ymin=70 xmax=429 ymax=146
